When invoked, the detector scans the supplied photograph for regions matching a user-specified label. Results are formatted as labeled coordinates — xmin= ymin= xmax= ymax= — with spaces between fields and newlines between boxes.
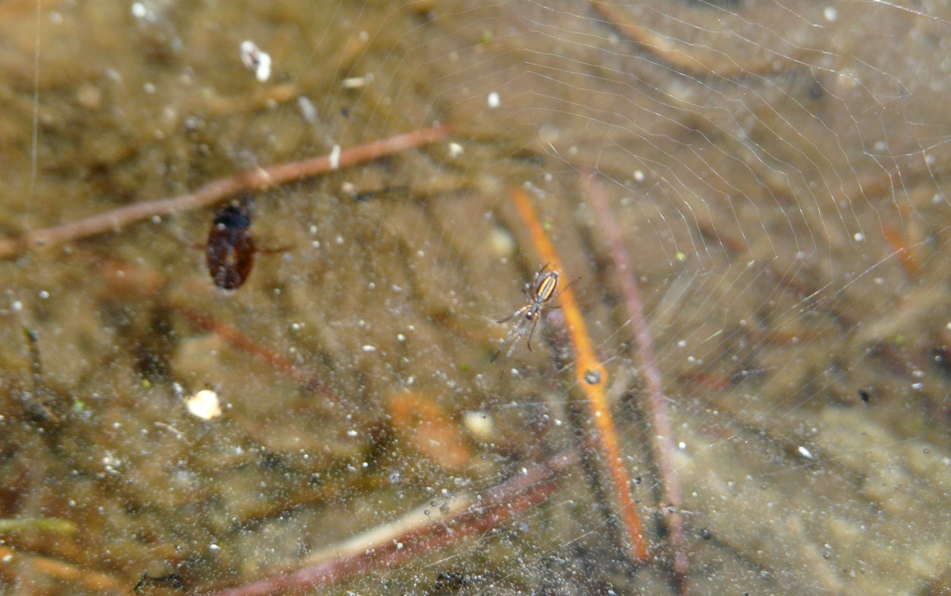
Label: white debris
xmin=185 ymin=389 xmax=222 ymax=420
xmin=462 ymin=410 xmax=494 ymax=441
xmin=329 ymin=144 xmax=342 ymax=170
xmin=298 ymin=96 xmax=318 ymax=124
xmin=240 ymin=40 xmax=272 ymax=82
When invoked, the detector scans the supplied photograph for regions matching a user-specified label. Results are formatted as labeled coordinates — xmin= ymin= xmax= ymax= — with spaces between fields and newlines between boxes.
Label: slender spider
xmin=492 ymin=264 xmax=560 ymax=361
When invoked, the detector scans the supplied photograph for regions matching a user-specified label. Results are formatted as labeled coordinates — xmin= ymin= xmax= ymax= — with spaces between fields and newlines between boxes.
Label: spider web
xmin=1 ymin=0 xmax=949 ymax=593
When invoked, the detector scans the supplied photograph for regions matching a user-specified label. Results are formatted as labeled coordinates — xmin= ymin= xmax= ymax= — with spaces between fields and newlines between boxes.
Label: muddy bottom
xmin=0 ymin=1 xmax=949 ymax=594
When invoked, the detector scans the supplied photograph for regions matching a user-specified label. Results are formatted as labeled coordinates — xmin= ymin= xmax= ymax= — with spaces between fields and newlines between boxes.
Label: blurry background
xmin=0 ymin=0 xmax=949 ymax=593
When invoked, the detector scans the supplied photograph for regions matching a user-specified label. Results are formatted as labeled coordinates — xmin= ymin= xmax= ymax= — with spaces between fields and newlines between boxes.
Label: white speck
xmin=824 ymin=6 xmax=837 ymax=21
xmin=12 ymin=300 xmax=23 ymax=312
xmin=448 ymin=142 xmax=464 ymax=158
xmin=634 ymin=170 xmax=645 ymax=182
xmin=131 ymin=3 xmax=147 ymax=19
xmin=798 ymin=446 xmax=814 ymax=460
xmin=677 ymin=340 xmax=687 ymax=348
xmin=396 ymin=541 xmax=404 ymax=550
xmin=358 ymin=30 xmax=369 ymax=43
xmin=240 ymin=41 xmax=272 ymax=82
xmin=329 ymin=144 xmax=341 ymax=170
xmin=1 ymin=553 xmax=12 ymax=563
xmin=298 ymin=96 xmax=318 ymax=124
xmin=362 ymin=345 xmax=377 ymax=352
xmin=210 ymin=544 xmax=220 ymax=551
xmin=185 ymin=389 xmax=222 ymax=420
xmin=39 ymin=290 xmax=50 ymax=299
xmin=397 ymin=333 xmax=406 ymax=342
xmin=678 ymin=441 xmax=687 ymax=450
xmin=335 ymin=235 xmax=344 ymax=245
xmin=912 ymin=382 xmax=923 ymax=390
xmin=554 ymin=418 xmax=562 ymax=426
xmin=291 ymin=323 xmax=301 ymax=331
xmin=143 ymin=82 xmax=155 ymax=94
xmin=853 ymin=232 xmax=864 ymax=242
xmin=487 ymin=92 xmax=500 ymax=108
xmin=342 ymin=74 xmax=373 ymax=88
xmin=347 ymin=429 xmax=358 ymax=437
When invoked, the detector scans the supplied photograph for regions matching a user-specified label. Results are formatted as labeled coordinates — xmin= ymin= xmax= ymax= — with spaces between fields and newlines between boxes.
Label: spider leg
xmin=525 ymin=317 xmax=539 ymax=351
xmin=497 ymin=305 xmax=529 ymax=324
xmin=492 ymin=313 xmax=528 ymax=361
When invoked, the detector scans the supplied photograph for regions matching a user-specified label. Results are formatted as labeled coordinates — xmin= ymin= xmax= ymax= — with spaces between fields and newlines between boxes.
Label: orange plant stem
xmin=510 ymin=188 xmax=649 ymax=562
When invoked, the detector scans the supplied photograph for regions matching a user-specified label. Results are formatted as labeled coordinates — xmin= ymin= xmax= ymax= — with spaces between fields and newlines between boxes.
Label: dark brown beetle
xmin=206 ymin=196 xmax=256 ymax=290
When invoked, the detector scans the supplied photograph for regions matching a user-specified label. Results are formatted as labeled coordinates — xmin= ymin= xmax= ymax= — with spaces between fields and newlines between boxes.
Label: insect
xmin=206 ymin=195 xmax=256 ymax=290
xmin=492 ymin=264 xmax=560 ymax=360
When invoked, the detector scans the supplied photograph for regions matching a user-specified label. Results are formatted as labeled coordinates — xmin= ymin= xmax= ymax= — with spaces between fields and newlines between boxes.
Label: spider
xmin=492 ymin=264 xmax=560 ymax=360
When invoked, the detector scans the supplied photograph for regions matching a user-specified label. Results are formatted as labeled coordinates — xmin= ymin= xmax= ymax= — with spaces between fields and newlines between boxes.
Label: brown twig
xmin=201 ymin=452 xmax=576 ymax=595
xmin=881 ymin=223 xmax=923 ymax=278
xmin=583 ymin=171 xmax=688 ymax=589
xmin=98 ymin=258 xmax=343 ymax=403
xmin=587 ymin=0 xmax=794 ymax=78
xmin=0 ymin=124 xmax=454 ymax=259
xmin=173 ymin=305 xmax=341 ymax=403
xmin=509 ymin=188 xmax=650 ymax=562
